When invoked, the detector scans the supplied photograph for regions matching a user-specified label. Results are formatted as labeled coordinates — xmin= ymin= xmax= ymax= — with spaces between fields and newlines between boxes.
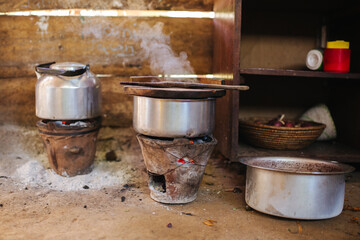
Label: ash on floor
xmin=0 ymin=125 xmax=143 ymax=191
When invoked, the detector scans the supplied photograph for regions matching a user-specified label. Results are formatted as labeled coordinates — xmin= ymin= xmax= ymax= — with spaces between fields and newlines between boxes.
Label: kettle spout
xmin=35 ymin=71 xmax=42 ymax=79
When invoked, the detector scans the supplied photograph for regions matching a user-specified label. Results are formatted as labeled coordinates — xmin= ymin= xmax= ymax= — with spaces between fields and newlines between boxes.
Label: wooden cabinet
xmin=213 ymin=0 xmax=360 ymax=162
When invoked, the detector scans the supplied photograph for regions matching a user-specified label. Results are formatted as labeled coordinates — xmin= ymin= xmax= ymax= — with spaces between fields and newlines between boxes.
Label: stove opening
xmin=145 ymin=136 xmax=175 ymax=141
xmin=188 ymin=136 xmax=213 ymax=143
xmin=148 ymin=171 xmax=166 ymax=193
xmin=144 ymin=135 xmax=213 ymax=143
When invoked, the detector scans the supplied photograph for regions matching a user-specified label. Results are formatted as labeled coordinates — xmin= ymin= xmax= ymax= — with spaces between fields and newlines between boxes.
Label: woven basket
xmin=239 ymin=118 xmax=326 ymax=150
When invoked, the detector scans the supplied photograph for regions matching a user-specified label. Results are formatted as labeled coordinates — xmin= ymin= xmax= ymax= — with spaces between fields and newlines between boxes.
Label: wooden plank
xmin=122 ymin=86 xmax=226 ymax=98
xmin=0 ymin=77 xmax=37 ymax=125
xmin=0 ymin=0 xmax=213 ymax=11
xmin=129 ymin=76 xmax=226 ymax=85
xmin=0 ymin=77 xmax=134 ymax=127
xmin=240 ymin=68 xmax=360 ymax=79
xmin=199 ymin=78 xmax=225 ymax=85
xmin=212 ymin=0 xmax=241 ymax=161
xmin=121 ymin=81 xmax=247 ymax=90
xmin=0 ymin=16 xmax=213 ymax=78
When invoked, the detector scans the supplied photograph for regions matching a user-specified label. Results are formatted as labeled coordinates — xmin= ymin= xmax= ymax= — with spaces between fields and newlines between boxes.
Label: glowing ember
xmin=177 ymin=158 xmax=185 ymax=163
xmin=177 ymin=158 xmax=195 ymax=164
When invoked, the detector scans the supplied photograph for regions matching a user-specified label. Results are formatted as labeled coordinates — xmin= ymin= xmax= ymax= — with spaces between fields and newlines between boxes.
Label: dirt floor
xmin=0 ymin=125 xmax=360 ymax=240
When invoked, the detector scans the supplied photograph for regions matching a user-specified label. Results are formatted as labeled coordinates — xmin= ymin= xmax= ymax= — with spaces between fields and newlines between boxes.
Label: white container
xmin=306 ymin=49 xmax=323 ymax=70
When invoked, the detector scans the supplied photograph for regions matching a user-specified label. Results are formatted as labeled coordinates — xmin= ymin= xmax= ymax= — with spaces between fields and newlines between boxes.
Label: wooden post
xmin=213 ymin=0 xmax=242 ymax=161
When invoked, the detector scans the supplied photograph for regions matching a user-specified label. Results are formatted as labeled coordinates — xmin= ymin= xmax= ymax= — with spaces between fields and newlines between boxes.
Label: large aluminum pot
xmin=35 ymin=62 xmax=101 ymax=120
xmin=133 ymin=96 xmax=215 ymax=138
xmin=240 ymin=157 xmax=355 ymax=220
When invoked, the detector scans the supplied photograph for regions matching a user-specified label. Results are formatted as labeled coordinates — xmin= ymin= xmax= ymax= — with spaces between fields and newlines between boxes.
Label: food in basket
xmin=253 ymin=114 xmax=318 ymax=128
xmin=239 ymin=115 xmax=326 ymax=150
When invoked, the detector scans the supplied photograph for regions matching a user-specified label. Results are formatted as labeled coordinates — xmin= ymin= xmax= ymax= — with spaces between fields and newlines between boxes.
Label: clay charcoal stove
xmin=37 ymin=119 xmax=101 ymax=177
xmin=123 ymin=83 xmax=226 ymax=203
xmin=35 ymin=62 xmax=101 ymax=177
xmin=137 ymin=135 xmax=217 ymax=204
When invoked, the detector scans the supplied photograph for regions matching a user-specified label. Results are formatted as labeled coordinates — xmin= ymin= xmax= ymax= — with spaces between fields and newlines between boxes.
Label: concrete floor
xmin=0 ymin=126 xmax=359 ymax=240
xmin=1 ymin=155 xmax=360 ymax=240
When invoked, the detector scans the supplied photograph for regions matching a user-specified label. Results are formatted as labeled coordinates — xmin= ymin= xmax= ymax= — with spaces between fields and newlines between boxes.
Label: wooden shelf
xmin=237 ymin=141 xmax=360 ymax=163
xmin=240 ymin=68 xmax=360 ymax=80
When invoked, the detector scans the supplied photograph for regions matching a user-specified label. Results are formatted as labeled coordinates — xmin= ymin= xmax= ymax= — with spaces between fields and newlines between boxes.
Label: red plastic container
xmin=323 ymin=48 xmax=351 ymax=73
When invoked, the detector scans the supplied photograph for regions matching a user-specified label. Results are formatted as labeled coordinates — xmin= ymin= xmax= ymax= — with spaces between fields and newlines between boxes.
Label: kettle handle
xmin=35 ymin=62 xmax=89 ymax=76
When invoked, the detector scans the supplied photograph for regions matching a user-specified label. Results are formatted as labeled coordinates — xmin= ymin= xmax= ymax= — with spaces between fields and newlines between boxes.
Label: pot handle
xmin=35 ymin=62 xmax=89 ymax=76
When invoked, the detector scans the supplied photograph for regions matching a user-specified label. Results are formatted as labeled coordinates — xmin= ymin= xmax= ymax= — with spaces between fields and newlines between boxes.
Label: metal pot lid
xmin=35 ymin=62 xmax=89 ymax=77
xmin=239 ymin=156 xmax=355 ymax=175
xmin=122 ymin=86 xmax=226 ymax=99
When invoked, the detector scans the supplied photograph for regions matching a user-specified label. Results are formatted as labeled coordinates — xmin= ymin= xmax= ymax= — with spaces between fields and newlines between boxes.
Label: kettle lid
xmin=35 ymin=62 xmax=89 ymax=76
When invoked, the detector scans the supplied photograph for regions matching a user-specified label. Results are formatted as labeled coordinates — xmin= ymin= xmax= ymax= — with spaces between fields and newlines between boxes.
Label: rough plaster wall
xmin=240 ymin=11 xmax=320 ymax=70
xmin=240 ymin=34 xmax=316 ymax=70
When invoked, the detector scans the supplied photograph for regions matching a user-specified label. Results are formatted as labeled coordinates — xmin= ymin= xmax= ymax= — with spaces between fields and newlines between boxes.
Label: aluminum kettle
xmin=35 ymin=62 xmax=101 ymax=120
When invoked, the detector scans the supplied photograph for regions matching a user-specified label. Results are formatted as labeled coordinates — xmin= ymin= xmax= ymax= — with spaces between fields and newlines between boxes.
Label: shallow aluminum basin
xmin=240 ymin=156 xmax=355 ymax=220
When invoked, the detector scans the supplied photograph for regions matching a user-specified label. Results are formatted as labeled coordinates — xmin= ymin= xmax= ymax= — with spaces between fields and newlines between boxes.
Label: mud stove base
xmin=137 ymin=134 xmax=217 ymax=204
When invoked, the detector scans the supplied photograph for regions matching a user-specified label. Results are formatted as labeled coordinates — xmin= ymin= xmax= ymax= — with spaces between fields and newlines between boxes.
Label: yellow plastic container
xmin=326 ymin=40 xmax=349 ymax=49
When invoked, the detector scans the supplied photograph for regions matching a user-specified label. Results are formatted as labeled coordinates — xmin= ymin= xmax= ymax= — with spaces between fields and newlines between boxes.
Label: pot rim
xmin=239 ymin=156 xmax=355 ymax=175
xmin=134 ymin=96 xmax=216 ymax=102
